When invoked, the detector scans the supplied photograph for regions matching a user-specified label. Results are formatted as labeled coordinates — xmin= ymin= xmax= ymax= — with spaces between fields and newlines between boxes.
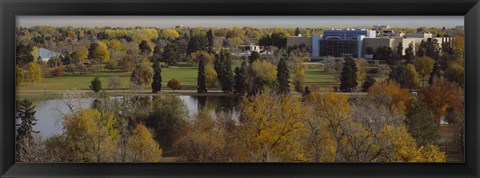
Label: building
xmin=235 ymin=44 xmax=261 ymax=57
xmin=318 ymin=29 xmax=376 ymax=58
xmin=286 ymin=35 xmax=312 ymax=53
xmin=373 ymin=24 xmax=390 ymax=30
xmin=37 ymin=48 xmax=59 ymax=62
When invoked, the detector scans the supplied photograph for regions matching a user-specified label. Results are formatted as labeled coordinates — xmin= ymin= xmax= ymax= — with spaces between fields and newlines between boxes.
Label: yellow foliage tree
xmin=237 ymin=93 xmax=306 ymax=162
xmin=367 ymin=80 xmax=412 ymax=116
xmin=251 ymin=60 xmax=277 ymax=81
xmin=160 ymin=29 xmax=180 ymax=39
xmin=72 ymin=47 xmax=89 ymax=64
xmin=126 ymin=124 xmax=162 ymax=162
xmin=27 ymin=62 xmax=42 ymax=83
xmin=356 ymin=59 xmax=369 ymax=85
xmin=419 ymin=79 xmax=463 ymax=125
xmin=205 ymin=65 xmax=218 ymax=88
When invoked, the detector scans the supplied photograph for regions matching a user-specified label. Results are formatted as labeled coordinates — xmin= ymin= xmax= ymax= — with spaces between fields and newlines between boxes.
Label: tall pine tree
xmin=152 ymin=60 xmax=162 ymax=93
xmin=214 ymin=50 xmax=234 ymax=93
xmin=16 ymin=99 xmax=38 ymax=141
xmin=277 ymin=58 xmax=290 ymax=94
xmin=234 ymin=61 xmax=248 ymax=94
xmin=404 ymin=42 xmax=415 ymax=64
xmin=340 ymin=57 xmax=357 ymax=92
xmin=197 ymin=55 xmax=207 ymax=93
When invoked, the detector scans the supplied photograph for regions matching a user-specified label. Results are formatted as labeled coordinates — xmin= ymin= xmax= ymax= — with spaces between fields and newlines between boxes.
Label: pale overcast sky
xmin=17 ymin=16 xmax=463 ymax=28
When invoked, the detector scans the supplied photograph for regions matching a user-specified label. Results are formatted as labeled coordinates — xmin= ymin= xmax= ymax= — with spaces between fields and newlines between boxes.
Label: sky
xmin=17 ymin=16 xmax=463 ymax=28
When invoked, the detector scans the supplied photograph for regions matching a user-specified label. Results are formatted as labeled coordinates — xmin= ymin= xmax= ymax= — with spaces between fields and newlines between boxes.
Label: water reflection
xmin=26 ymin=95 xmax=240 ymax=139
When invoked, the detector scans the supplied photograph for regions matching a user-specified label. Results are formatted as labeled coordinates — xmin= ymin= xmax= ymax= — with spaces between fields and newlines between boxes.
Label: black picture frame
xmin=1 ymin=0 xmax=479 ymax=177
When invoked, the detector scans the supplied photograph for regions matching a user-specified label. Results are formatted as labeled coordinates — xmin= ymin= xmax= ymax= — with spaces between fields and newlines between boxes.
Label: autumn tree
xmin=236 ymin=93 xmax=306 ymax=162
xmin=404 ymin=64 xmax=420 ymax=90
xmin=167 ymin=79 xmax=182 ymax=92
xmin=88 ymin=42 xmax=110 ymax=63
xmin=27 ymin=62 xmax=42 ymax=83
xmin=324 ymin=57 xmax=344 ymax=81
xmin=250 ymin=60 xmax=278 ymax=94
xmin=414 ymin=56 xmax=435 ymax=87
xmin=292 ymin=57 xmax=307 ymax=92
xmin=277 ymin=58 xmax=290 ymax=94
xmin=151 ymin=60 xmax=162 ymax=93
xmin=107 ymin=76 xmax=121 ymax=90
xmin=130 ymin=60 xmax=153 ymax=88
xmin=340 ymin=57 xmax=357 ymax=92
xmin=125 ymin=124 xmax=162 ymax=162
xmin=16 ymin=67 xmax=24 ymax=86
xmin=356 ymin=59 xmax=369 ymax=85
xmin=205 ymin=65 xmax=218 ymax=88
xmin=367 ymin=80 xmax=412 ymax=116
xmin=72 ymin=47 xmax=89 ymax=64
xmin=419 ymin=79 xmax=462 ymax=125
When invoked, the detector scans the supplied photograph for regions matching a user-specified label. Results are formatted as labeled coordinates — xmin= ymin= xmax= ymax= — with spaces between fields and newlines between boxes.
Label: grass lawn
xmin=18 ymin=66 xmax=199 ymax=91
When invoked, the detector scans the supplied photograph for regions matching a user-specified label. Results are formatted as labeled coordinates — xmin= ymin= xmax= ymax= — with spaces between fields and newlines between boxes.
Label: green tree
xmin=206 ymin=29 xmax=215 ymax=53
xmin=197 ymin=55 xmax=207 ymax=93
xmin=16 ymin=67 xmax=24 ymax=86
xmin=16 ymin=43 xmax=34 ymax=66
xmin=340 ymin=57 xmax=357 ymax=92
xmin=428 ymin=61 xmax=442 ymax=85
xmin=89 ymin=77 xmax=102 ymax=93
xmin=277 ymin=58 xmax=290 ymax=94
xmin=396 ymin=42 xmax=404 ymax=57
xmin=445 ymin=63 xmax=464 ymax=88
xmin=405 ymin=101 xmax=439 ymax=146
xmin=248 ymin=51 xmax=260 ymax=64
xmin=404 ymin=64 xmax=420 ymax=90
xmin=186 ymin=34 xmax=207 ymax=55
xmin=16 ymin=99 xmax=38 ymax=141
xmin=414 ymin=56 xmax=435 ymax=87
xmin=139 ymin=40 xmax=152 ymax=55
xmin=214 ymin=50 xmax=234 ymax=93
xmin=404 ymin=42 xmax=415 ymax=64
xmin=234 ymin=61 xmax=248 ymax=94
xmin=162 ymin=42 xmax=180 ymax=67
xmin=151 ymin=60 xmax=162 ymax=93
xmin=362 ymin=75 xmax=376 ymax=92
xmin=130 ymin=60 xmax=154 ymax=88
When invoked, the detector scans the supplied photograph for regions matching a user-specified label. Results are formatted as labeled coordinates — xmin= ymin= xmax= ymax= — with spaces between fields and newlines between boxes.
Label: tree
xmin=197 ymin=55 xmax=207 ymax=93
xmin=248 ymin=51 xmax=260 ymax=64
xmin=89 ymin=77 xmax=102 ymax=93
xmin=324 ymin=57 xmax=344 ymax=81
xmin=88 ymin=42 xmax=110 ymax=63
xmin=151 ymin=60 xmax=162 ymax=93
xmin=186 ymin=34 xmax=207 ymax=55
xmin=356 ymin=59 xmax=369 ymax=85
xmin=396 ymin=42 xmax=404 ymax=57
xmin=27 ymin=62 xmax=42 ymax=83
xmin=130 ymin=60 xmax=153 ymax=88
xmin=292 ymin=57 xmax=307 ymax=92
xmin=405 ymin=101 xmax=439 ymax=146
xmin=205 ymin=65 xmax=218 ymax=88
xmin=374 ymin=46 xmax=393 ymax=65
xmin=404 ymin=42 xmax=415 ymax=64
xmin=167 ymin=79 xmax=182 ymax=92
xmin=365 ymin=46 xmax=374 ymax=56
xmin=214 ymin=51 xmax=234 ymax=93
xmin=72 ymin=47 xmax=89 ymax=64
xmin=16 ymin=43 xmax=34 ymax=66
xmin=419 ymin=79 xmax=462 ymax=125
xmin=126 ymin=124 xmax=162 ymax=162
xmin=445 ymin=63 xmax=464 ymax=88
xmin=107 ymin=76 xmax=121 ymax=90
xmin=294 ymin=27 xmax=301 ymax=36
xmin=16 ymin=66 xmax=24 ymax=86
xmin=362 ymin=75 xmax=376 ymax=92
xmin=16 ymin=99 xmax=38 ymax=141
xmin=139 ymin=40 xmax=152 ymax=56
xmin=234 ymin=61 xmax=248 ymax=94
xmin=428 ymin=61 xmax=442 ymax=85
xmin=250 ymin=60 xmax=278 ymax=94
xmin=414 ymin=56 xmax=435 ymax=87
xmin=404 ymin=64 xmax=420 ymax=90
xmin=377 ymin=64 xmax=391 ymax=77
xmin=206 ymin=29 xmax=215 ymax=53
xmin=162 ymin=42 xmax=180 ymax=67
xmin=277 ymin=58 xmax=290 ymax=94
xmin=340 ymin=57 xmax=357 ymax=92
xmin=368 ymin=81 xmax=412 ymax=116
xmin=416 ymin=41 xmax=426 ymax=57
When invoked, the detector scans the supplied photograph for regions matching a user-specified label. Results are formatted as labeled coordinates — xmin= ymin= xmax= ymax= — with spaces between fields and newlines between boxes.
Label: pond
xmin=24 ymin=95 xmax=240 ymax=139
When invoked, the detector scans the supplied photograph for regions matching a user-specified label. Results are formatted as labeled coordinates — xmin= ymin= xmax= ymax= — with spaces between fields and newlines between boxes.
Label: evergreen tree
xmin=428 ymin=61 xmax=441 ymax=85
xmin=340 ymin=57 xmax=357 ymax=92
xmin=89 ymin=77 xmax=102 ymax=93
xmin=396 ymin=42 xmax=404 ymax=57
xmin=404 ymin=42 xmax=415 ymax=64
xmin=248 ymin=51 xmax=260 ymax=64
xmin=416 ymin=41 xmax=425 ymax=57
xmin=152 ymin=60 xmax=162 ymax=93
xmin=405 ymin=101 xmax=439 ymax=146
xmin=234 ymin=61 xmax=248 ymax=94
xmin=16 ymin=99 xmax=38 ymax=141
xmin=186 ymin=35 xmax=207 ymax=55
xmin=294 ymin=27 xmax=301 ymax=36
xmin=389 ymin=64 xmax=407 ymax=88
xmin=206 ymin=29 xmax=214 ymax=53
xmin=16 ymin=43 xmax=34 ymax=66
xmin=214 ymin=51 xmax=234 ymax=93
xmin=197 ymin=55 xmax=207 ymax=93
xmin=362 ymin=75 xmax=376 ymax=92
xmin=277 ymin=58 xmax=290 ymax=94
xmin=162 ymin=42 xmax=180 ymax=67
xmin=139 ymin=40 xmax=152 ymax=55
